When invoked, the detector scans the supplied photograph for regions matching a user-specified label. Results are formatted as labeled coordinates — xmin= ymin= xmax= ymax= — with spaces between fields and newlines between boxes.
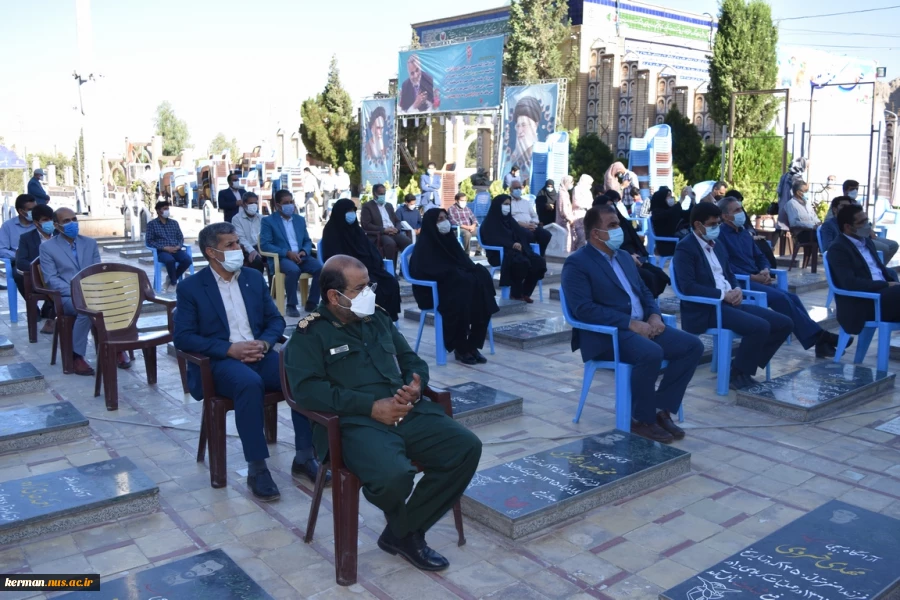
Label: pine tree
xmin=504 ymin=0 xmax=574 ymax=83
xmin=708 ymin=0 xmax=778 ymax=137
xmin=154 ymin=101 xmax=191 ymax=156
xmin=300 ymin=56 xmax=354 ymax=169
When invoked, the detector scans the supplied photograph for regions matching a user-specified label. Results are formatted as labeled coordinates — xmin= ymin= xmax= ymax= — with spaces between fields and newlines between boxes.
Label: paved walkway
xmin=0 ymin=247 xmax=899 ymax=600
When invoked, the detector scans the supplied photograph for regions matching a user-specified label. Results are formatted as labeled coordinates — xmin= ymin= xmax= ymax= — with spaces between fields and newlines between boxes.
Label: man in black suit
xmin=827 ymin=204 xmax=900 ymax=335
xmin=15 ymin=203 xmax=56 ymax=334
xmin=217 ymin=173 xmax=246 ymax=222
xmin=361 ymin=183 xmax=411 ymax=262
xmin=399 ymin=54 xmax=434 ymax=113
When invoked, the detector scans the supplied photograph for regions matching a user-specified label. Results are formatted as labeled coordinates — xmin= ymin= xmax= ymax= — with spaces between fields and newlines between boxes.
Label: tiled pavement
xmin=1 ymin=247 xmax=900 ymax=599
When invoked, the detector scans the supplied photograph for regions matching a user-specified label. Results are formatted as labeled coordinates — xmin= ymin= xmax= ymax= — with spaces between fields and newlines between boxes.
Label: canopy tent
xmin=0 ymin=146 xmax=26 ymax=170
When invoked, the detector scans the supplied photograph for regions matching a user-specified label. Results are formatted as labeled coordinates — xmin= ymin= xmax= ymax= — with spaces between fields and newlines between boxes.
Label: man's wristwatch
xmin=261 ymin=341 xmax=270 ymax=354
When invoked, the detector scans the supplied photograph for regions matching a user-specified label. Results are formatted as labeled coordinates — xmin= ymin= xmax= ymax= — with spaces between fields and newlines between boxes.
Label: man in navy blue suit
xmin=673 ymin=202 xmax=793 ymax=390
xmin=260 ymin=189 xmax=323 ymax=317
xmin=174 ymin=222 xmax=325 ymax=501
xmin=217 ymin=173 xmax=246 ymax=223
xmin=561 ymin=206 xmax=704 ymax=443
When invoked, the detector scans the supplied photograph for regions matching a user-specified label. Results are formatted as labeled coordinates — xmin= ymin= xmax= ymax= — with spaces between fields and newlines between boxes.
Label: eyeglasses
xmin=346 ymin=282 xmax=377 ymax=294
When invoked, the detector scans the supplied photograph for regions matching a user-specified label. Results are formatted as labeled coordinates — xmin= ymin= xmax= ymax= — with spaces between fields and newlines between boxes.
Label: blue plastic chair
xmin=475 ymin=229 xmax=543 ymax=301
xmin=558 ymin=287 xmax=682 ymax=427
xmin=400 ymin=245 xmax=494 ymax=366
xmin=2 ymin=258 xmax=17 ymax=323
xmin=630 ymin=202 xmax=649 ymax=236
xmin=645 ymin=218 xmax=679 ymax=269
xmin=817 ymin=228 xmax=883 ymax=309
xmin=823 ymin=252 xmax=900 ymax=372
xmin=669 ymin=260 xmax=771 ymax=396
xmin=148 ymin=245 xmax=194 ymax=293
xmin=734 ymin=262 xmax=792 ymax=344
xmin=473 ymin=192 xmax=491 ymax=221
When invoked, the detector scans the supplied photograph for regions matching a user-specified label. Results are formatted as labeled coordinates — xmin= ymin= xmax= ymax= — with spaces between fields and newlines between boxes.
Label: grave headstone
xmin=875 ymin=415 xmax=900 ymax=435
xmin=661 ymin=500 xmax=900 ymax=600
xmin=0 ymin=335 xmax=13 ymax=357
xmin=736 ymin=363 xmax=895 ymax=421
xmin=493 ymin=317 xmax=572 ymax=349
xmin=0 ymin=457 xmax=159 ymax=544
xmin=448 ymin=382 xmax=523 ymax=427
xmin=57 ymin=549 xmax=273 ymax=600
xmin=0 ymin=402 xmax=89 ymax=452
xmin=0 ymin=363 xmax=45 ymax=396
xmin=462 ymin=430 xmax=690 ymax=538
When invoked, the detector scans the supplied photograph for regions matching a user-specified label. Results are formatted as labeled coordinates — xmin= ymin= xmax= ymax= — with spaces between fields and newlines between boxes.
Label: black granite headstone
xmin=462 ymin=430 xmax=690 ymax=538
xmin=0 ymin=457 xmax=158 ymax=544
xmin=58 ymin=549 xmax=273 ymax=600
xmin=0 ymin=362 xmax=45 ymax=396
xmin=736 ymin=363 xmax=895 ymax=421
xmin=447 ymin=382 xmax=523 ymax=427
xmin=493 ymin=317 xmax=572 ymax=349
xmin=661 ymin=500 xmax=900 ymax=600
xmin=0 ymin=402 xmax=89 ymax=452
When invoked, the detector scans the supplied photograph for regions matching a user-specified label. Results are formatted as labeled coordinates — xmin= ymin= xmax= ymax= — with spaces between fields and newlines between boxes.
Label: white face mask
xmin=848 ymin=190 xmax=858 ymax=200
xmin=161 ymin=209 xmax=170 ymax=219
xmin=457 ymin=200 xmax=467 ymax=209
xmin=428 ymin=168 xmax=435 ymax=175
xmin=215 ymin=249 xmax=244 ymax=272
xmin=666 ymin=197 xmax=675 ymax=207
xmin=338 ymin=286 xmax=376 ymax=318
xmin=501 ymin=205 xmax=512 ymax=216
xmin=231 ymin=181 xmax=239 ymax=190
xmin=437 ymin=220 xmax=452 ymax=234
xmin=245 ymin=204 xmax=259 ymax=216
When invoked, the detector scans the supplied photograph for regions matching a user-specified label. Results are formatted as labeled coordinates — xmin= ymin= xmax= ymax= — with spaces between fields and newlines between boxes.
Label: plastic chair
xmin=147 ymin=244 xmax=195 ymax=293
xmin=669 ymin=260 xmax=771 ymax=396
xmin=630 ymin=202 xmax=649 ymax=235
xmin=259 ymin=249 xmax=312 ymax=314
xmin=2 ymin=258 xmax=17 ymax=323
xmin=475 ymin=230 xmax=543 ymax=301
xmin=473 ymin=192 xmax=491 ymax=220
xmin=400 ymin=245 xmax=494 ymax=366
xmin=645 ymin=218 xmax=679 ymax=269
xmin=823 ymin=252 xmax=900 ymax=372
xmin=559 ymin=287 xmax=682 ymax=427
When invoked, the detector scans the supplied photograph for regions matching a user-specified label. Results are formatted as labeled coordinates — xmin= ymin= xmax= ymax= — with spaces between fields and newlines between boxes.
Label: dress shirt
xmin=336 ymin=173 xmax=351 ymax=191
xmin=145 ymin=218 xmax=184 ymax=250
xmin=448 ymin=204 xmax=477 ymax=227
xmin=0 ymin=218 xmax=35 ymax=259
xmin=784 ymin=198 xmax=820 ymax=229
xmin=693 ymin=232 xmax=731 ymax=298
xmin=592 ymin=245 xmax=644 ymax=321
xmin=232 ymin=189 xmax=242 ymax=204
xmin=844 ymin=234 xmax=885 ymax=281
xmin=377 ymin=203 xmax=392 ymax=230
xmin=510 ymin=198 xmax=538 ymax=225
xmin=213 ymin=269 xmax=255 ymax=343
xmin=281 ymin=216 xmax=299 ymax=252
xmin=232 ymin=209 xmax=261 ymax=255
xmin=718 ymin=222 xmax=769 ymax=276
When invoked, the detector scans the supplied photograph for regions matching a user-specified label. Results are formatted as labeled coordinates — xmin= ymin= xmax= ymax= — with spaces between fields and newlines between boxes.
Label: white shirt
xmin=377 ymin=203 xmax=392 ymax=229
xmin=232 ymin=188 xmax=242 ymax=203
xmin=693 ymin=232 xmax=732 ymax=299
xmin=213 ymin=269 xmax=255 ymax=343
xmin=785 ymin=197 xmax=820 ymax=229
xmin=282 ymin=216 xmax=299 ymax=252
xmin=510 ymin=197 xmax=538 ymax=225
xmin=232 ymin=209 xmax=261 ymax=255
xmin=336 ymin=173 xmax=350 ymax=191
xmin=844 ymin=234 xmax=885 ymax=281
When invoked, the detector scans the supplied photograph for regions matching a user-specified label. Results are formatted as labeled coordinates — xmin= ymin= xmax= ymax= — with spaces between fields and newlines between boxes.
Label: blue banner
xmin=397 ymin=36 xmax=504 ymax=115
xmin=0 ymin=145 xmax=26 ymax=170
xmin=361 ymin=98 xmax=396 ymax=189
xmin=498 ymin=83 xmax=560 ymax=187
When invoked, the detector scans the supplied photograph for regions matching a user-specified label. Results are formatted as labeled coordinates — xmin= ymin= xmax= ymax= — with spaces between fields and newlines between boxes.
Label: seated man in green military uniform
xmin=284 ymin=255 xmax=482 ymax=572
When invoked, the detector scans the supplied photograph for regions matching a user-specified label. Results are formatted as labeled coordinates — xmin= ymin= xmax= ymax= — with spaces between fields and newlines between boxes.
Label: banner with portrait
xmin=498 ymin=83 xmax=560 ymax=188
xmin=360 ymin=98 xmax=396 ymax=189
xmin=397 ymin=36 xmax=504 ymax=115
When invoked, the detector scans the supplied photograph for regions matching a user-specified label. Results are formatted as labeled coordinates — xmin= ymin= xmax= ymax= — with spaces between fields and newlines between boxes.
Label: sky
xmin=1 ymin=0 xmax=898 ymax=157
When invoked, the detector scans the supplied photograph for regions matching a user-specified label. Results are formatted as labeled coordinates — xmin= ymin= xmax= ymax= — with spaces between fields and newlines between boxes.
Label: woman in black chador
xmin=479 ymin=194 xmax=547 ymax=303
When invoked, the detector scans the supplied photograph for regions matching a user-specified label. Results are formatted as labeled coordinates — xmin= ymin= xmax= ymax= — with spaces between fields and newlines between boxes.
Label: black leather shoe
xmin=656 ymin=412 xmax=685 ymax=440
xmin=292 ymin=458 xmax=331 ymax=486
xmin=454 ymin=350 xmax=477 ymax=365
xmin=248 ymin=469 xmax=280 ymax=501
xmin=815 ymin=340 xmax=836 ymax=358
xmin=286 ymin=305 xmax=301 ymax=318
xmin=631 ymin=421 xmax=674 ymax=444
xmin=377 ymin=526 xmax=450 ymax=571
xmin=729 ymin=370 xmax=750 ymax=391
xmin=304 ymin=302 xmax=318 ymax=313
xmin=472 ymin=349 xmax=488 ymax=364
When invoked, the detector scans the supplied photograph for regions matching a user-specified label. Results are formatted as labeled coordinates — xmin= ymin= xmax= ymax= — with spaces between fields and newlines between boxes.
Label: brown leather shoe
xmin=40 ymin=319 xmax=55 ymax=335
xmin=522 ymin=295 xmax=534 ymax=304
xmin=631 ymin=421 xmax=674 ymax=444
xmin=117 ymin=351 xmax=132 ymax=370
xmin=656 ymin=412 xmax=685 ymax=440
xmin=73 ymin=357 xmax=95 ymax=376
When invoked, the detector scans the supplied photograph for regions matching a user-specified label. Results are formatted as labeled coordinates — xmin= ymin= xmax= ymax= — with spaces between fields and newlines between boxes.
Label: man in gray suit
xmin=39 ymin=207 xmax=130 ymax=376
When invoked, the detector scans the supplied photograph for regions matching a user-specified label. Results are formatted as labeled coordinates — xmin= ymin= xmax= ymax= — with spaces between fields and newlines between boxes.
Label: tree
xmin=208 ymin=133 xmax=240 ymax=163
xmin=300 ymin=56 xmax=354 ymax=168
xmin=73 ymin=129 xmax=84 ymax=185
xmin=504 ymin=0 xmax=575 ymax=83
xmin=154 ymin=101 xmax=191 ymax=156
xmin=568 ymin=131 xmax=614 ymax=183
xmin=708 ymin=0 xmax=778 ymax=137
xmin=664 ymin=107 xmax=703 ymax=178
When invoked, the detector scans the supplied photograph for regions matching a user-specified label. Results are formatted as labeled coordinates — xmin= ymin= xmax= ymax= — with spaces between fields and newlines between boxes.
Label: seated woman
xmin=594 ymin=191 xmax=669 ymax=298
xmin=320 ymin=198 xmax=401 ymax=321
xmin=410 ymin=209 xmax=500 ymax=365
xmin=649 ymin=187 xmax=689 ymax=257
xmin=535 ymin=179 xmax=558 ymax=226
xmin=480 ymin=194 xmax=547 ymax=303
